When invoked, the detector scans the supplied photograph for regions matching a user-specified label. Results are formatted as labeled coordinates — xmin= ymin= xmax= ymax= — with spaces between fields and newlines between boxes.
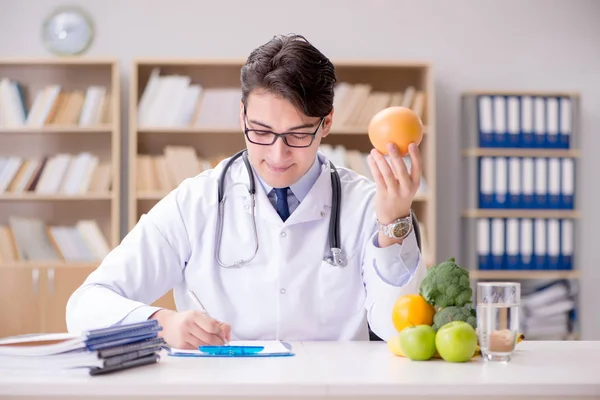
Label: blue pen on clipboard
xmin=198 ymin=345 xmax=265 ymax=356
xmin=187 ymin=290 xmax=230 ymax=346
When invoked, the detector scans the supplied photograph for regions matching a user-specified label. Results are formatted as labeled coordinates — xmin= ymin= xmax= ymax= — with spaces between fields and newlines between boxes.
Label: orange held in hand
xmin=391 ymin=294 xmax=435 ymax=333
xmin=368 ymin=106 xmax=423 ymax=156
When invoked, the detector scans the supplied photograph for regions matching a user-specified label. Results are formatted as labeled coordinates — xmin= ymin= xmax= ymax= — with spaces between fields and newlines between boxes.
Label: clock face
xmin=42 ymin=7 xmax=94 ymax=56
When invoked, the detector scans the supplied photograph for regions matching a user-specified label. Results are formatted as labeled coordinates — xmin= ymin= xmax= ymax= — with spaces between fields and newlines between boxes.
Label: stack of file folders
xmin=0 ymin=320 xmax=164 ymax=376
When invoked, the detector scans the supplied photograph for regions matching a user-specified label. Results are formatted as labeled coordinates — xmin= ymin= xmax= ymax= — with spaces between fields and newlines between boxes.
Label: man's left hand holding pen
xmin=148 ymin=291 xmax=231 ymax=349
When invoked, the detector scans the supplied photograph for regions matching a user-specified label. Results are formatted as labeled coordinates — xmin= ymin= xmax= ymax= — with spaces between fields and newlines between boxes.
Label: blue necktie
xmin=273 ymin=187 xmax=290 ymax=221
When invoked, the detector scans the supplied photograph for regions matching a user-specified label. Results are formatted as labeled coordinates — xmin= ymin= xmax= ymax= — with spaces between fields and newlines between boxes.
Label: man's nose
xmin=270 ymin=135 xmax=291 ymax=159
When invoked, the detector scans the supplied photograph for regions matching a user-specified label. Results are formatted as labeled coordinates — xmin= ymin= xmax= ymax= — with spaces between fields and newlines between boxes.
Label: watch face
xmin=392 ymin=222 xmax=408 ymax=238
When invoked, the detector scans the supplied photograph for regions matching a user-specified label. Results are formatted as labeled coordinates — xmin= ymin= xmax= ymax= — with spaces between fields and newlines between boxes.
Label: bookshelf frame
xmin=0 ymin=58 xmax=120 ymax=337
xmin=460 ymin=90 xmax=581 ymax=340
xmin=129 ymin=58 xmax=437 ymax=268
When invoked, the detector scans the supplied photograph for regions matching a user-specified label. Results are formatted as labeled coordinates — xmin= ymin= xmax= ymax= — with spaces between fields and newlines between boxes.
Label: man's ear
xmin=321 ymin=109 xmax=334 ymax=138
xmin=239 ymin=101 xmax=245 ymax=132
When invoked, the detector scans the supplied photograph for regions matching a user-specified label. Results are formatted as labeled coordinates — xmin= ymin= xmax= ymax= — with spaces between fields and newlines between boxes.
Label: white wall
xmin=1 ymin=0 xmax=599 ymax=339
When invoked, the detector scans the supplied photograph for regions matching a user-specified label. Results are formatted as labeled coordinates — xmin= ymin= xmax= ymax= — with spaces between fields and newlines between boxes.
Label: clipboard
xmin=166 ymin=341 xmax=295 ymax=358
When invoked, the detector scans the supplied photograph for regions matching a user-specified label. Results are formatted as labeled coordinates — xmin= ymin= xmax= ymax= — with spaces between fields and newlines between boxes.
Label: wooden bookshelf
xmin=129 ymin=58 xmax=437 ymax=309
xmin=0 ymin=58 xmax=120 ymax=337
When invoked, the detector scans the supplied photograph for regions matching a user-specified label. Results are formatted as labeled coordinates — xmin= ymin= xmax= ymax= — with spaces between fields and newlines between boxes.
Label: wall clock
xmin=42 ymin=6 xmax=94 ymax=56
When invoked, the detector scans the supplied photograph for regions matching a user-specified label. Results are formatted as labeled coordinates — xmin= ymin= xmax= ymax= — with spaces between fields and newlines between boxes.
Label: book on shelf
xmin=136 ymin=68 xmax=427 ymax=129
xmin=519 ymin=279 xmax=578 ymax=340
xmin=0 ymin=320 xmax=164 ymax=376
xmin=475 ymin=93 xmax=572 ymax=149
xmin=0 ymin=77 xmax=111 ymax=128
xmin=0 ymin=217 xmax=110 ymax=264
xmin=0 ymin=153 xmax=111 ymax=195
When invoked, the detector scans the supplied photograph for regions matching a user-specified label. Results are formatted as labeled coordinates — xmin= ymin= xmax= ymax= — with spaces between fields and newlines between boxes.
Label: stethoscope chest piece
xmin=324 ymin=247 xmax=347 ymax=267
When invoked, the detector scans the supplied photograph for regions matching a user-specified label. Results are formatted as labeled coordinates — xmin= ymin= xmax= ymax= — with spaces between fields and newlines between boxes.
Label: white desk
xmin=0 ymin=341 xmax=599 ymax=399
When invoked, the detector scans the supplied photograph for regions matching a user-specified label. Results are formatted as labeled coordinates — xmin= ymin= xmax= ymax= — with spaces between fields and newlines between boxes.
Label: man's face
xmin=241 ymin=90 xmax=332 ymax=189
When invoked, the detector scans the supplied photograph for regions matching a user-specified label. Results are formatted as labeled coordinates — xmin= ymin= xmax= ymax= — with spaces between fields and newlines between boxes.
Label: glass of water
xmin=476 ymin=282 xmax=520 ymax=362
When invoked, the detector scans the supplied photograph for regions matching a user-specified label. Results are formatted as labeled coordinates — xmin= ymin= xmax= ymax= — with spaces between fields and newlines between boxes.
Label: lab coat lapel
xmin=285 ymin=161 xmax=333 ymax=226
xmin=231 ymin=159 xmax=286 ymax=225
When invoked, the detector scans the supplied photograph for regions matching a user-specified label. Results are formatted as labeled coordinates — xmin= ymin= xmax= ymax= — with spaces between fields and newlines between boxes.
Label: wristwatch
xmin=378 ymin=211 xmax=413 ymax=239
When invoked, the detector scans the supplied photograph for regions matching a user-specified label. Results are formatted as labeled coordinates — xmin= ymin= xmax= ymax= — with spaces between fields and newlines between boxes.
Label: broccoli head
xmin=432 ymin=305 xmax=477 ymax=331
xmin=419 ymin=257 xmax=472 ymax=308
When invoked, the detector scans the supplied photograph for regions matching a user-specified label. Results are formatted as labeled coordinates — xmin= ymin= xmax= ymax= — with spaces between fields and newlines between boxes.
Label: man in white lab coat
xmin=66 ymin=34 xmax=427 ymax=349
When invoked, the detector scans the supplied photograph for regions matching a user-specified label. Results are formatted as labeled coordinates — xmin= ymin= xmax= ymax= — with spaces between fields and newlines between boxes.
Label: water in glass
xmin=476 ymin=282 xmax=520 ymax=362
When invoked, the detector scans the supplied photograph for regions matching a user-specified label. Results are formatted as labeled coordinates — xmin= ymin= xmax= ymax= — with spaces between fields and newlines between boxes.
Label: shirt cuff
xmin=117 ymin=305 xmax=165 ymax=326
xmin=369 ymin=229 xmax=421 ymax=287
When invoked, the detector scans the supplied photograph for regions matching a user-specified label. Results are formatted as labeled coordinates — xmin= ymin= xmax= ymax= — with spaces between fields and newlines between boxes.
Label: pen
xmin=187 ymin=290 xmax=229 ymax=346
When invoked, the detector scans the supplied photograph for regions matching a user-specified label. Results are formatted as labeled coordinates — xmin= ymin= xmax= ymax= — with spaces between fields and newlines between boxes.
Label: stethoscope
xmin=214 ymin=149 xmax=347 ymax=269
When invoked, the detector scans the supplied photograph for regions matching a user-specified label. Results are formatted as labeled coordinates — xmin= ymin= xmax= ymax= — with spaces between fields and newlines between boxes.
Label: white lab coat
xmin=66 ymin=152 xmax=427 ymax=341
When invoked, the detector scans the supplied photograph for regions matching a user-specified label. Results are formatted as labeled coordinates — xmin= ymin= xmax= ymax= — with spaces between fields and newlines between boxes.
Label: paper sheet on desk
xmin=167 ymin=341 xmax=294 ymax=357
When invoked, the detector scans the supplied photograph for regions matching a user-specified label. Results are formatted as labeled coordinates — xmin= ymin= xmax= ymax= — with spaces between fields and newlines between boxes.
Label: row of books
xmin=0 ymin=217 xmax=110 ymax=263
xmin=134 ymin=144 xmax=429 ymax=199
xmin=478 ymin=156 xmax=575 ymax=209
xmin=519 ymin=280 xmax=577 ymax=339
xmin=137 ymin=68 xmax=238 ymax=128
xmin=0 ymin=78 xmax=111 ymax=128
xmin=330 ymin=83 xmax=425 ymax=130
xmin=136 ymin=68 xmax=427 ymax=130
xmin=136 ymin=146 xmax=226 ymax=193
xmin=476 ymin=217 xmax=574 ymax=271
xmin=476 ymin=94 xmax=573 ymax=149
xmin=0 ymin=320 xmax=163 ymax=375
xmin=0 ymin=153 xmax=112 ymax=195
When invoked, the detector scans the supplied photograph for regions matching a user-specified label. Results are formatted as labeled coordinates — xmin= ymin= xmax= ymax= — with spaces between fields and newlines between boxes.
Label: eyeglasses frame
xmin=242 ymin=106 xmax=325 ymax=148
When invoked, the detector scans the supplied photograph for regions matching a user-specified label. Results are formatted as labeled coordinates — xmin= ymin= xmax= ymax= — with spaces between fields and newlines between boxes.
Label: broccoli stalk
xmin=419 ymin=257 xmax=473 ymax=308
xmin=432 ymin=305 xmax=477 ymax=331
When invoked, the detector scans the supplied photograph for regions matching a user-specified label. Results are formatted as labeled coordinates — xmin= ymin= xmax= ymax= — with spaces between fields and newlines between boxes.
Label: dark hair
xmin=240 ymin=34 xmax=337 ymax=118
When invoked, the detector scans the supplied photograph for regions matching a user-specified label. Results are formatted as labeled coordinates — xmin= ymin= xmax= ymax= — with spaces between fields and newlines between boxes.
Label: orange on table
xmin=391 ymin=294 xmax=435 ymax=333
xmin=368 ymin=106 xmax=423 ymax=156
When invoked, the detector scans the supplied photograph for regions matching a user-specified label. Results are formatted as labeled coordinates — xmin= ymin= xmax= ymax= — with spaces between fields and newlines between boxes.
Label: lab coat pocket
xmin=316 ymin=254 xmax=366 ymax=324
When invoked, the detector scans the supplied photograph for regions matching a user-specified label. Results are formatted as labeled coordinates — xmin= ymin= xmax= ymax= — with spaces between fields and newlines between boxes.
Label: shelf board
xmin=137 ymin=126 xmax=429 ymax=136
xmin=134 ymin=58 xmax=246 ymax=66
xmin=463 ymin=209 xmax=580 ymax=219
xmin=331 ymin=125 xmax=429 ymax=135
xmin=463 ymin=89 xmax=579 ymax=98
xmin=137 ymin=192 xmax=169 ymax=201
xmin=0 ymin=58 xmax=117 ymax=66
xmin=0 ymin=261 xmax=100 ymax=269
xmin=0 ymin=125 xmax=113 ymax=134
xmin=470 ymin=270 xmax=581 ymax=280
xmin=0 ymin=193 xmax=113 ymax=201
xmin=137 ymin=126 xmax=240 ymax=134
xmin=462 ymin=148 xmax=580 ymax=158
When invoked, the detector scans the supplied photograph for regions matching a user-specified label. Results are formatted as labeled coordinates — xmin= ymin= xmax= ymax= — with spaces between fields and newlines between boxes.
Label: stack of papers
xmin=0 ymin=320 xmax=164 ymax=375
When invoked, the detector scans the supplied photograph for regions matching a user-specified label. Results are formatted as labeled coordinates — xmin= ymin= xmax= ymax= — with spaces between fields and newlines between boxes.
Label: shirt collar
xmin=255 ymin=155 xmax=322 ymax=202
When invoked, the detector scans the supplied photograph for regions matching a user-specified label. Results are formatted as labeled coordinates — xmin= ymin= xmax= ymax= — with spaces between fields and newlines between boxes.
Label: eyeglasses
xmin=243 ymin=107 xmax=325 ymax=148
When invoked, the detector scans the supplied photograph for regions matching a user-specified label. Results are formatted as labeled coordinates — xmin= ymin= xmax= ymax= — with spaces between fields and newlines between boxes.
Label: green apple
xmin=435 ymin=320 xmax=478 ymax=362
xmin=399 ymin=325 xmax=436 ymax=361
